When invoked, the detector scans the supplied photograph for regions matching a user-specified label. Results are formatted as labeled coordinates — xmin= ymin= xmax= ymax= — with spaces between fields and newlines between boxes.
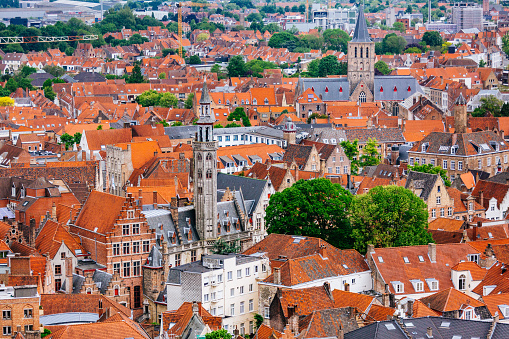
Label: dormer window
xmin=421 ymin=143 xmax=428 ymax=152
xmin=426 ymin=278 xmax=439 ymax=291
xmin=20 ymin=186 xmax=25 ymax=199
xmin=411 ymin=280 xmax=424 ymax=292
xmin=391 ymin=281 xmax=404 ymax=293
xmin=264 ymin=98 xmax=269 ymax=105
xmin=11 ymin=184 xmax=15 ymax=197
xmin=253 ymin=99 xmax=257 ymax=105
xmin=451 ymin=146 xmax=458 ymax=154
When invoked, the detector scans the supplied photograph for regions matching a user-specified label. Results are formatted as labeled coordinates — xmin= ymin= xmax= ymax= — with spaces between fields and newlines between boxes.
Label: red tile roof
xmin=419 ymin=288 xmax=485 ymax=313
xmin=74 ymin=191 xmax=125 ymax=235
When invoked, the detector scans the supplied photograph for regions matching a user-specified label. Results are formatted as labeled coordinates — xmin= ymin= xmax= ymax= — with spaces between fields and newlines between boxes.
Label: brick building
xmin=69 ymin=191 xmax=155 ymax=317
xmin=0 ymin=285 xmax=40 ymax=339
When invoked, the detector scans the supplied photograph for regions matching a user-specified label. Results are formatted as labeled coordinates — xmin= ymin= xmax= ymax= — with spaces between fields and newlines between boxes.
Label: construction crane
xmin=177 ymin=1 xmax=211 ymax=59
xmin=0 ymin=35 xmax=98 ymax=44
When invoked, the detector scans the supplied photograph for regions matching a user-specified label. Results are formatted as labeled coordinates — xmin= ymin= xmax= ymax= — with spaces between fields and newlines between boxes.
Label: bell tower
xmin=348 ymin=3 xmax=375 ymax=102
xmin=193 ymin=81 xmax=218 ymax=241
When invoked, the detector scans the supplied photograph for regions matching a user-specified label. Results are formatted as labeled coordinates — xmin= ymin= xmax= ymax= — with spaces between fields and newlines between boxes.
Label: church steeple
xmin=352 ymin=4 xmax=371 ymax=43
xmin=193 ymin=80 xmax=218 ymax=241
xmin=347 ymin=3 xmax=375 ymax=102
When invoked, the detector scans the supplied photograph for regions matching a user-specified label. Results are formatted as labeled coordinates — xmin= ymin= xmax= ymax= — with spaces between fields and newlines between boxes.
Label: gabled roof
xmin=35 ymin=220 xmax=87 ymax=259
xmin=74 ymin=191 xmax=126 ymax=235
xmin=471 ymin=180 xmax=509 ymax=209
xmin=278 ymin=285 xmax=335 ymax=318
xmin=419 ymin=288 xmax=486 ymax=313
xmin=331 ymin=290 xmax=375 ymax=313
xmin=298 ymin=308 xmax=358 ymax=338
xmin=161 ymin=302 xmax=221 ymax=337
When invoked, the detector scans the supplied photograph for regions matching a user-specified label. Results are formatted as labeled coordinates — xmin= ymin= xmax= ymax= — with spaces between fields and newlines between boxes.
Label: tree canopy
xmin=374 ymin=60 xmax=391 ymax=75
xmin=307 ymin=55 xmax=347 ymax=77
xmin=227 ymin=107 xmax=251 ymax=126
xmin=266 ymin=178 xmax=353 ymax=249
xmin=350 ymin=185 xmax=433 ymax=253
xmin=422 ymin=31 xmax=443 ymax=47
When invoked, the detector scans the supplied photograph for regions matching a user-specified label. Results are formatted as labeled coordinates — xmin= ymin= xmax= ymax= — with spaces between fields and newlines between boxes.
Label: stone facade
xmin=105 ymin=144 xmax=133 ymax=196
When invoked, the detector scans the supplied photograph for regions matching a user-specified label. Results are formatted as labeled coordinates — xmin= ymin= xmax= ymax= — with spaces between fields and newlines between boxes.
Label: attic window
xmin=311 ymin=87 xmax=314 ymax=92
xmin=339 ymin=87 xmax=342 ymax=93
xmin=418 ymin=255 xmax=424 ymax=262
xmin=380 ymin=86 xmax=383 ymax=92
xmin=342 ymin=264 xmax=348 ymax=269
xmin=378 ymin=256 xmax=384 ymax=263
xmin=325 ymin=87 xmax=329 ymax=93
xmin=393 ymin=86 xmax=397 ymax=92
xmin=407 ymin=86 xmax=411 ymax=92
xmin=403 ymin=257 xmax=410 ymax=263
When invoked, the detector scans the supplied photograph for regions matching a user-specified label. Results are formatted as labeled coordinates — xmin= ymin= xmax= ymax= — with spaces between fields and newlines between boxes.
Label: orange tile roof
xmin=419 ymin=287 xmax=485 ymax=313
xmin=412 ymin=299 xmax=441 ymax=317
xmin=74 ymin=191 xmax=126 ymax=235
xmin=331 ymin=290 xmax=375 ymax=313
xmin=115 ymin=140 xmax=161 ymax=169
xmin=366 ymin=304 xmax=396 ymax=321
xmin=35 ymin=219 xmax=87 ymax=259
xmin=451 ymin=261 xmax=487 ymax=280
xmin=481 ymin=292 xmax=509 ymax=319
xmin=428 ymin=218 xmax=465 ymax=232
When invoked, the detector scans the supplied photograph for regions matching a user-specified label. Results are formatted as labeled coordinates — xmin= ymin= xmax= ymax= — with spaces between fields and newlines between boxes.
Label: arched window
xmin=359 ymin=92 xmax=367 ymax=103
xmin=206 ymin=153 xmax=212 ymax=161
xmin=197 ymin=153 xmax=202 ymax=161
xmin=114 ymin=285 xmax=120 ymax=296
xmin=264 ymin=98 xmax=269 ymax=105
xmin=86 ymin=288 xmax=92 ymax=295
xmin=197 ymin=169 xmax=202 ymax=179
xmin=355 ymin=47 xmax=357 ymax=58
xmin=360 ymin=47 xmax=363 ymax=58
xmin=241 ymin=100 xmax=245 ymax=104
xmin=199 ymin=127 xmax=203 ymax=142
xmin=366 ymin=47 xmax=369 ymax=58
xmin=206 ymin=169 xmax=212 ymax=179
xmin=459 ymin=274 xmax=466 ymax=290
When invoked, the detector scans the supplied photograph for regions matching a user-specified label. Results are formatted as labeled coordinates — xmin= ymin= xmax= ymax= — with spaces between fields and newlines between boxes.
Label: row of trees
xmin=306 ymin=55 xmax=347 ymax=77
xmin=265 ymin=178 xmax=433 ymax=253
xmin=268 ymin=29 xmax=350 ymax=54
xmin=226 ymin=56 xmax=280 ymax=78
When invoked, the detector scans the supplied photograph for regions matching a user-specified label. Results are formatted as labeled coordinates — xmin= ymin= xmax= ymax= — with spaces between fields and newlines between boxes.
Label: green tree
xmin=479 ymin=95 xmax=503 ymax=116
xmin=225 ymin=122 xmax=242 ymax=128
xmin=43 ymin=86 xmax=56 ymax=101
xmin=5 ymin=78 xmax=17 ymax=93
xmin=359 ymin=138 xmax=381 ymax=168
xmin=404 ymin=47 xmax=422 ymax=53
xmin=214 ymin=124 xmax=224 ymax=128
xmin=41 ymin=329 xmax=51 ymax=338
xmin=322 ymin=28 xmax=350 ymax=52
xmin=500 ymin=103 xmax=509 ymax=117
xmin=340 ymin=140 xmax=360 ymax=175
xmin=228 ymin=107 xmax=251 ymax=126
xmin=157 ymin=120 xmax=170 ymax=127
xmin=189 ymin=55 xmax=202 ymax=65
xmin=254 ymin=314 xmax=264 ymax=330
xmin=479 ymin=59 xmax=486 ymax=67
xmin=97 ymin=125 xmax=103 ymax=130
xmin=266 ymin=178 xmax=353 ymax=249
xmin=227 ymin=55 xmax=246 ymax=77
xmin=422 ymin=31 xmax=443 ymax=47
xmin=382 ymin=34 xmax=407 ymax=54
xmin=405 ymin=4 xmax=413 ymax=13
xmin=159 ymin=92 xmax=178 ymax=108
xmin=393 ymin=22 xmax=405 ymax=32
xmin=206 ymin=329 xmax=232 ymax=339
xmin=211 ymin=238 xmax=240 ymax=254
xmin=318 ymin=55 xmax=339 ymax=77
xmin=350 ymin=185 xmax=433 ymax=253
xmin=408 ymin=164 xmax=451 ymax=186
xmin=127 ymin=63 xmax=145 ymax=83
xmin=374 ymin=60 xmax=391 ymax=75
xmin=74 ymin=132 xmax=82 ymax=145
xmin=158 ymin=72 xmax=166 ymax=79
xmin=60 ymin=133 xmax=75 ymax=150
xmin=129 ymin=33 xmax=148 ymax=45
xmin=136 ymin=90 xmax=160 ymax=107
xmin=268 ymin=32 xmax=299 ymax=50
xmin=171 ymin=121 xmax=183 ymax=126
xmin=43 ymin=65 xmax=65 ymax=77
xmin=185 ymin=93 xmax=194 ymax=109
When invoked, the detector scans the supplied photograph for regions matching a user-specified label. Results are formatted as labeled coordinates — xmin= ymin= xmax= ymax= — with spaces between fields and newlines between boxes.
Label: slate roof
xmin=405 ymin=171 xmax=440 ymax=201
xmin=29 ymin=72 xmax=54 ymax=87
xmin=345 ymin=317 xmax=493 ymax=339
xmin=73 ymin=72 xmax=106 ymax=83
xmin=351 ymin=4 xmax=370 ymax=43
xmin=216 ymin=173 xmax=267 ymax=216
xmin=344 ymin=128 xmax=405 ymax=143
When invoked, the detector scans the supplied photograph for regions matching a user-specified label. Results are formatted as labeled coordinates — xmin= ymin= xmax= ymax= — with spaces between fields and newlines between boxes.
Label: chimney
xmin=367 ymin=244 xmax=375 ymax=254
xmin=319 ymin=244 xmax=327 ymax=259
xmin=51 ymin=202 xmax=57 ymax=221
xmin=404 ymin=299 xmax=413 ymax=318
xmin=428 ymin=243 xmax=436 ymax=262
xmin=153 ymin=191 xmax=158 ymax=209
xmin=480 ymin=190 xmax=484 ymax=207
xmin=192 ymin=301 xmax=199 ymax=315
xmin=65 ymin=257 xmax=73 ymax=294
xmin=287 ymin=305 xmax=299 ymax=334
xmin=273 ymin=267 xmax=281 ymax=285
xmin=427 ymin=327 xmax=433 ymax=338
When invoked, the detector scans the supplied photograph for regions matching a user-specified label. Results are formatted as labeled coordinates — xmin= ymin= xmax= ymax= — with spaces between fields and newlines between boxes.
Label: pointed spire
xmin=352 ymin=4 xmax=371 ymax=43
xmin=455 ymin=92 xmax=467 ymax=106
xmin=199 ymin=80 xmax=211 ymax=105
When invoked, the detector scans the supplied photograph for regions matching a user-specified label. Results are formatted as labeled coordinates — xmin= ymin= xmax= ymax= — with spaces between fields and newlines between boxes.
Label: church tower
xmin=348 ymin=4 xmax=375 ymax=103
xmin=453 ymin=93 xmax=467 ymax=134
xmin=193 ymin=81 xmax=218 ymax=241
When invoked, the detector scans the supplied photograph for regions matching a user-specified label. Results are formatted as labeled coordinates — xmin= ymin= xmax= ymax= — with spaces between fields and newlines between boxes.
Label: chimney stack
xmin=428 ymin=243 xmax=437 ymax=262
xmin=65 ymin=257 xmax=73 ymax=294
xmin=427 ymin=327 xmax=433 ymax=338
xmin=274 ymin=267 xmax=281 ymax=285
xmin=319 ymin=244 xmax=327 ymax=259
xmin=480 ymin=190 xmax=484 ymax=207
xmin=51 ymin=202 xmax=57 ymax=221
xmin=192 ymin=301 xmax=199 ymax=315
xmin=153 ymin=191 xmax=158 ymax=209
